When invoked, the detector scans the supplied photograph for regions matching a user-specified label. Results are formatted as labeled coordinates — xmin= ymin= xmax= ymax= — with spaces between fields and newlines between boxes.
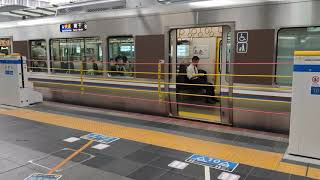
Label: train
xmin=0 ymin=0 xmax=317 ymax=134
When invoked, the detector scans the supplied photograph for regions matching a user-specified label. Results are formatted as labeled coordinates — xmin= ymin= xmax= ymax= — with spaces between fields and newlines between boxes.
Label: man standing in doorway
xmin=187 ymin=56 xmax=219 ymax=104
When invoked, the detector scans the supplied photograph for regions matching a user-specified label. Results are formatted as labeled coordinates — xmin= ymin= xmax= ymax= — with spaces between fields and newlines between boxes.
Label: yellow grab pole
xmin=158 ymin=61 xmax=163 ymax=101
xmin=80 ymin=62 xmax=84 ymax=92
xmin=158 ymin=60 xmax=164 ymax=101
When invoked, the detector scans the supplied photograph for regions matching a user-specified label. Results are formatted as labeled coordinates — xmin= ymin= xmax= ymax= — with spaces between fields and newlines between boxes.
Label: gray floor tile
xmin=209 ymin=168 xmax=228 ymax=179
xmin=100 ymin=158 xmax=144 ymax=176
xmin=196 ymin=129 xmax=223 ymax=138
xmin=289 ymin=175 xmax=313 ymax=180
xmin=166 ymin=125 xmax=201 ymax=135
xmin=197 ymin=168 xmax=239 ymax=180
xmin=125 ymin=150 xmax=160 ymax=164
xmin=82 ymin=154 xmax=115 ymax=168
xmin=234 ymin=135 xmax=255 ymax=145
xmin=0 ymin=142 xmax=25 ymax=156
xmin=249 ymin=167 xmax=290 ymax=180
xmin=156 ymin=171 xmax=196 ymax=180
xmin=127 ymin=165 xmax=167 ymax=180
xmin=142 ymin=145 xmax=163 ymax=153
xmin=149 ymin=156 xmax=177 ymax=170
xmin=142 ymin=145 xmax=191 ymax=160
xmin=245 ymin=175 xmax=271 ymax=180
xmin=170 ymin=163 xmax=205 ymax=179
xmin=0 ymin=158 xmax=23 ymax=173
xmin=216 ymin=132 xmax=237 ymax=141
xmin=0 ymin=166 xmax=37 ymax=180
xmin=20 ymin=140 xmax=66 ymax=155
xmin=62 ymin=164 xmax=134 ymax=180
xmin=252 ymin=138 xmax=280 ymax=150
xmin=233 ymin=164 xmax=253 ymax=176
xmin=0 ymin=145 xmax=47 ymax=165
xmin=270 ymin=171 xmax=291 ymax=180
xmin=95 ymin=140 xmax=147 ymax=159
xmin=249 ymin=167 xmax=275 ymax=177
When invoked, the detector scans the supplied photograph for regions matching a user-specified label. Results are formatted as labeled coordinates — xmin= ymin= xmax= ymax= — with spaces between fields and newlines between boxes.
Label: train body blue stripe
xmin=293 ymin=65 xmax=320 ymax=72
xmin=0 ymin=60 xmax=21 ymax=64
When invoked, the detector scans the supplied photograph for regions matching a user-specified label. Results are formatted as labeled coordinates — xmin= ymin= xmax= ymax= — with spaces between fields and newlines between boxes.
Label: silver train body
xmin=0 ymin=0 xmax=317 ymax=134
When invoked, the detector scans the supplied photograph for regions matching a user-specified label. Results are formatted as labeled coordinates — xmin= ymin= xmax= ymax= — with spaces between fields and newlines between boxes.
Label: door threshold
xmin=178 ymin=111 xmax=221 ymax=123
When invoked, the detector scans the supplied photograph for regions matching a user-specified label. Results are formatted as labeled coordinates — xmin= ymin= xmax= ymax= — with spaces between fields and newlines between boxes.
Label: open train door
xmin=167 ymin=25 xmax=233 ymax=125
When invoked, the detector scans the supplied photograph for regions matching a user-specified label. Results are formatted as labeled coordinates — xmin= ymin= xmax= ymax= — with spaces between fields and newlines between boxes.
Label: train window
xmin=277 ymin=27 xmax=320 ymax=86
xmin=29 ymin=40 xmax=47 ymax=72
xmin=108 ymin=36 xmax=134 ymax=77
xmin=50 ymin=37 xmax=102 ymax=74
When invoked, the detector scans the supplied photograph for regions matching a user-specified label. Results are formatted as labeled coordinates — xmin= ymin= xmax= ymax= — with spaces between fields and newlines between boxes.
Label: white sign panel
xmin=193 ymin=45 xmax=210 ymax=59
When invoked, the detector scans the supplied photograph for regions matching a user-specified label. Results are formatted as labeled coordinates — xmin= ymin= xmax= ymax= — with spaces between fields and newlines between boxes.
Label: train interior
xmin=171 ymin=26 xmax=232 ymax=124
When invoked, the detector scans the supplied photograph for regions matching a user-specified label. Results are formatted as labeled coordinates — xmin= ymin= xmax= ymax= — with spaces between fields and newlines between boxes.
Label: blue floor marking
xmin=186 ymin=154 xmax=239 ymax=172
xmin=81 ymin=133 xmax=120 ymax=144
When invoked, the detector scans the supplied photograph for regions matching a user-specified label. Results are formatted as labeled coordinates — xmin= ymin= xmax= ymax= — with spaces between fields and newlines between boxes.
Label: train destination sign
xmin=60 ymin=22 xmax=87 ymax=32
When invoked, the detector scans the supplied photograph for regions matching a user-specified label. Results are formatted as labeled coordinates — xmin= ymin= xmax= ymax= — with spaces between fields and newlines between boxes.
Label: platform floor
xmin=0 ymin=102 xmax=318 ymax=180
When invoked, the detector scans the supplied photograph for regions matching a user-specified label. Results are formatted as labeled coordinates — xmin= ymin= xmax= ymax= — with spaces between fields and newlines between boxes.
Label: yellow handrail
xmin=32 ymin=80 xmax=290 ymax=104
xmin=35 ymin=74 xmax=292 ymax=91
xmin=32 ymin=81 xmax=158 ymax=94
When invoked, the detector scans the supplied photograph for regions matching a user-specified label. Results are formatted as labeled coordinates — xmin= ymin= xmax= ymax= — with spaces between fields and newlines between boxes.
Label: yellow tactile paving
xmin=0 ymin=108 xmax=318 ymax=178
xmin=276 ymin=162 xmax=307 ymax=176
xmin=308 ymin=167 xmax=320 ymax=179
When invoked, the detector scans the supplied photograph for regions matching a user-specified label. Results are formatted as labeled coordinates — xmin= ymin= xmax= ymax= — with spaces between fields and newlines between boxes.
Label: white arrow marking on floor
xmin=205 ymin=166 xmax=211 ymax=180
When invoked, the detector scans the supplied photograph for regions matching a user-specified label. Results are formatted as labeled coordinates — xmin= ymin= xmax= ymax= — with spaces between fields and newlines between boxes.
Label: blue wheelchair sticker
xmin=186 ymin=154 xmax=239 ymax=172
xmin=24 ymin=173 xmax=62 ymax=180
xmin=81 ymin=133 xmax=120 ymax=144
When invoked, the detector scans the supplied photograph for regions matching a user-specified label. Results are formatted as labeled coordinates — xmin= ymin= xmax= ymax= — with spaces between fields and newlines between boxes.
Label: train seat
xmin=176 ymin=63 xmax=206 ymax=102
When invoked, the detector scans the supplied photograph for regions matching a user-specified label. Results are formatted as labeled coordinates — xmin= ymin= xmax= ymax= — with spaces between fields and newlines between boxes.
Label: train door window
xmin=277 ymin=27 xmax=320 ymax=86
xmin=67 ymin=38 xmax=85 ymax=74
xmin=50 ymin=39 xmax=61 ymax=72
xmin=108 ymin=36 xmax=134 ymax=77
xmin=0 ymin=38 xmax=12 ymax=55
xmin=84 ymin=37 xmax=103 ymax=75
xmin=29 ymin=40 xmax=47 ymax=72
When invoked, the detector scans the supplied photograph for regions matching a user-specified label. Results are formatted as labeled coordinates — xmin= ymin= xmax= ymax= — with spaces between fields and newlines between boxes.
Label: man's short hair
xmin=192 ymin=56 xmax=200 ymax=61
xmin=115 ymin=55 xmax=123 ymax=62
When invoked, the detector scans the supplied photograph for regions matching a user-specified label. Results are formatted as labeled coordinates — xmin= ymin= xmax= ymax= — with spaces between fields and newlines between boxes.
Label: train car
xmin=0 ymin=0 xmax=316 ymax=134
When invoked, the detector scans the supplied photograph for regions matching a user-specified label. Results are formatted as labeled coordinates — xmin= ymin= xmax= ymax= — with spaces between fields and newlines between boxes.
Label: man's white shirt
xmin=187 ymin=64 xmax=198 ymax=80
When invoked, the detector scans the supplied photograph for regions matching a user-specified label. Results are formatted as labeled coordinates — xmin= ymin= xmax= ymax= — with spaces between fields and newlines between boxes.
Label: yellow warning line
xmin=48 ymin=140 xmax=93 ymax=174
xmin=0 ymin=109 xmax=317 ymax=178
